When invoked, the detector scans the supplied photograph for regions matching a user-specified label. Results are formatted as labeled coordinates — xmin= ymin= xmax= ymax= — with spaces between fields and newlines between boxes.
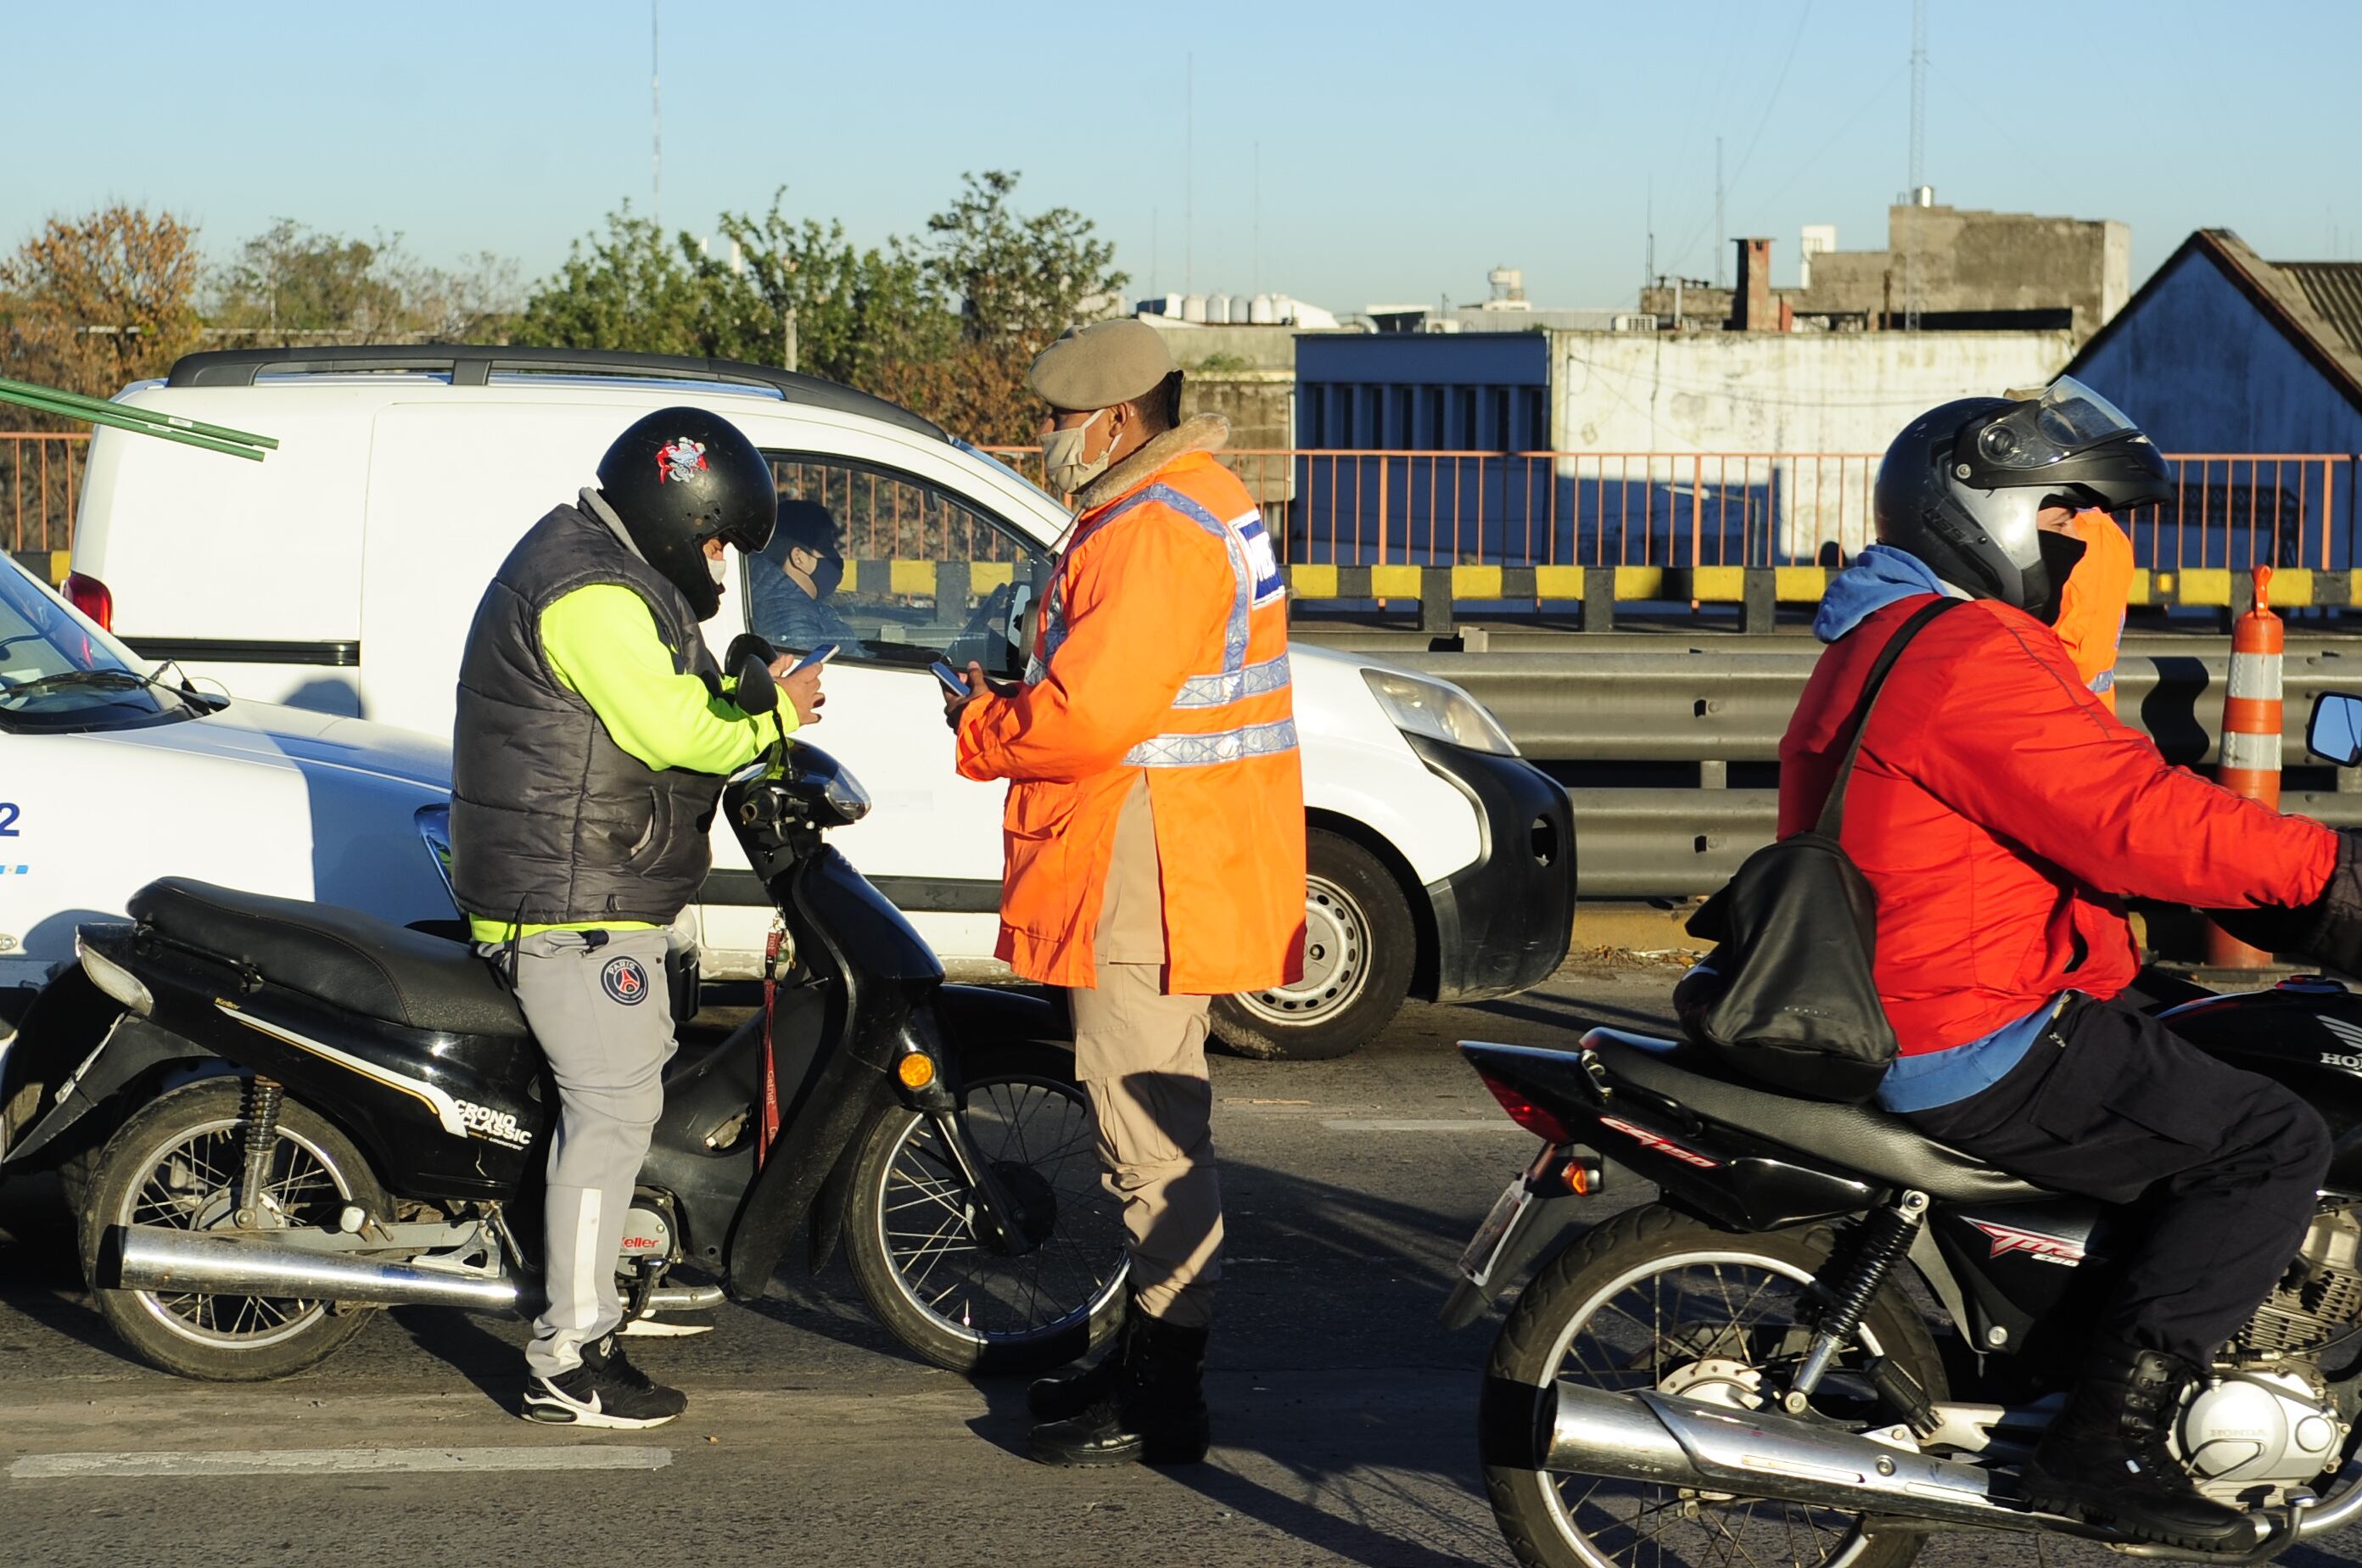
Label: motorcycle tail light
xmin=64 ymin=571 xmax=113 ymax=630
xmin=1477 ymin=1071 xmax=1576 ymax=1144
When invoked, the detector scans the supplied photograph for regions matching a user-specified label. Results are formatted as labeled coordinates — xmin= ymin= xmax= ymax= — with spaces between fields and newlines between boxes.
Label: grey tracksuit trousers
xmin=483 ymin=928 xmax=677 ymax=1380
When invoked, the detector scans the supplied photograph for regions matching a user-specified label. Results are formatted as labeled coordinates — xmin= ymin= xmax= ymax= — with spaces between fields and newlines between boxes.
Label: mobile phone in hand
xmin=786 ymin=641 xmax=840 ymax=675
xmin=931 ymin=659 xmax=972 ymax=699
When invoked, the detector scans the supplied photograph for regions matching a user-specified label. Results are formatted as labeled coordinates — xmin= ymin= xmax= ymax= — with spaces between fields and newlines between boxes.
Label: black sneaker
xmin=521 ymin=1335 xmax=687 ymax=1429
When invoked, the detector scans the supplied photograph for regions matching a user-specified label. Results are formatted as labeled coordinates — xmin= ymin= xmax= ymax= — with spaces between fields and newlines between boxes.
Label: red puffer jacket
xmin=1778 ymin=594 xmax=2338 ymax=1054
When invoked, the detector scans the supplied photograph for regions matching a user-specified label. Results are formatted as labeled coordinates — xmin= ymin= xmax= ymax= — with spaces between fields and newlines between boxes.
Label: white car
xmin=0 ymin=551 xmax=455 ymax=1001
xmin=63 ymin=346 xmax=1577 ymax=1059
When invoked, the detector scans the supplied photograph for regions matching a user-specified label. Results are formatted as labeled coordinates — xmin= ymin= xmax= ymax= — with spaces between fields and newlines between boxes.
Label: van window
xmin=753 ymin=455 xmax=1047 ymax=680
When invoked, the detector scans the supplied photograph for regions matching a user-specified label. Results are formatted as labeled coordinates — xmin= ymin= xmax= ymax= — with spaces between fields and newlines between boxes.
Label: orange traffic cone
xmin=2206 ymin=566 xmax=2285 ymax=968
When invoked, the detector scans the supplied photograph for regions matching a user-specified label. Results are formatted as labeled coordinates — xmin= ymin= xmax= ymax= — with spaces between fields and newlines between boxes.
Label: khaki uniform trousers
xmin=1068 ymin=776 xmax=1222 ymax=1330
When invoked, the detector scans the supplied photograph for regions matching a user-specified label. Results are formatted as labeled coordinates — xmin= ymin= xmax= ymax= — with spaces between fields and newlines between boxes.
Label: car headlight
xmin=1361 ymin=669 xmax=1518 ymax=756
xmin=416 ymin=804 xmax=457 ymax=910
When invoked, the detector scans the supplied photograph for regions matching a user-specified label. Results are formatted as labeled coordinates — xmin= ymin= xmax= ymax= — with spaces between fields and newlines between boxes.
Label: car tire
xmin=1212 ymin=829 xmax=1416 ymax=1062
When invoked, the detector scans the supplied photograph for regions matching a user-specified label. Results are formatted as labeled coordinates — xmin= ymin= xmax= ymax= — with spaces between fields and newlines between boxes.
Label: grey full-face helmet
xmin=1872 ymin=378 xmax=2174 ymax=623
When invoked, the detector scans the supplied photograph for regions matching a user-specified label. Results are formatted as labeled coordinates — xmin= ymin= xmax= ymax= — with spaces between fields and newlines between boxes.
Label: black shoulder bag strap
xmin=1814 ymin=596 xmax=1962 ymax=839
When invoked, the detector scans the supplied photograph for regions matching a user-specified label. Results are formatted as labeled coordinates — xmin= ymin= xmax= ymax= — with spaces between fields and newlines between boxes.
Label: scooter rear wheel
xmin=843 ymin=1040 xmax=1127 ymax=1375
xmin=78 ymin=1076 xmax=387 ymax=1381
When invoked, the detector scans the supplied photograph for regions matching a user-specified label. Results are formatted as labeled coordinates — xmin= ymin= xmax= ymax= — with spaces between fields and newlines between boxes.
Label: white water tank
xmin=1181 ymin=294 xmax=1207 ymax=323
xmin=1249 ymin=293 xmax=1276 ymax=324
xmin=1207 ymin=294 xmax=1234 ymax=324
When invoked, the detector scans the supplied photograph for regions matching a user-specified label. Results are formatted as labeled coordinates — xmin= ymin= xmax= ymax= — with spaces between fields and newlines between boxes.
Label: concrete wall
xmin=1550 ymin=328 xmax=2076 ymax=553
xmin=1791 ymin=205 xmax=2129 ymax=338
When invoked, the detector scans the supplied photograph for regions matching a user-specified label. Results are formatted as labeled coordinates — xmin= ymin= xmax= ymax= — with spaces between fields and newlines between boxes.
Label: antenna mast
xmin=1904 ymin=0 xmax=1928 ymax=329
xmin=651 ymin=1 xmax=663 ymax=227
xmin=1713 ymin=137 xmax=1726 ymax=288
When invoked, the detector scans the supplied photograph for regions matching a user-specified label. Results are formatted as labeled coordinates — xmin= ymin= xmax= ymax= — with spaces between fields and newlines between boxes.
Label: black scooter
xmin=1443 ymin=697 xmax=2362 ymax=1568
xmin=2 ymin=661 xmax=1124 ymax=1383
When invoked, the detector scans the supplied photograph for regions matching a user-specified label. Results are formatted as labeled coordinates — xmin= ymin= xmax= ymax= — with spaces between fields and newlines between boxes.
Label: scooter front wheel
xmin=842 ymin=1040 xmax=1127 ymax=1375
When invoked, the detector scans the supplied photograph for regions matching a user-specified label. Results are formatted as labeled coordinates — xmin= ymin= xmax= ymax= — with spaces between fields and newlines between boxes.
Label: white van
xmin=64 ymin=347 xmax=1576 ymax=1059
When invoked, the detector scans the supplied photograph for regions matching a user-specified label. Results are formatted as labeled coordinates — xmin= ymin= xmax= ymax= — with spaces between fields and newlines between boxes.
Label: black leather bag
xmin=1680 ymin=597 xmax=1960 ymax=1102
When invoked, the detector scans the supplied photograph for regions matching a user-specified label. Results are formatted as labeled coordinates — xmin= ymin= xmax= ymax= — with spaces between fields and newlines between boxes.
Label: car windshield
xmin=0 ymin=559 xmax=198 ymax=732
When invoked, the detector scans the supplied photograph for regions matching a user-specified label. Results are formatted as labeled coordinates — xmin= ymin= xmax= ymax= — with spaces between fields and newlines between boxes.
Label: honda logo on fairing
xmin=1969 ymin=1220 xmax=2085 ymax=1267
xmin=1598 ymin=1116 xmax=1719 ymax=1169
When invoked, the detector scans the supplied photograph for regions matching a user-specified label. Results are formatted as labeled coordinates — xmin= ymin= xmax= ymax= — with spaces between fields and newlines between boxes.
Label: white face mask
xmin=707 ymin=552 xmax=730 ymax=588
xmin=1040 ymin=408 xmax=1115 ymax=495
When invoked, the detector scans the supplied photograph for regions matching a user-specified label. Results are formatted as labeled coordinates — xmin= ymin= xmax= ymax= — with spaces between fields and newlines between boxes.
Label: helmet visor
xmin=1973 ymin=377 xmax=2142 ymax=472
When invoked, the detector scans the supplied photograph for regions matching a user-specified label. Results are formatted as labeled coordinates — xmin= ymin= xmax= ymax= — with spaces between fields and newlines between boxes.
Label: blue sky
xmin=12 ymin=0 xmax=2358 ymax=314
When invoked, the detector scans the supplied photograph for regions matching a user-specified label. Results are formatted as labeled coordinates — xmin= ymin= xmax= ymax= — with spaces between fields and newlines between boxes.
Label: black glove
xmin=2205 ymin=830 xmax=2362 ymax=977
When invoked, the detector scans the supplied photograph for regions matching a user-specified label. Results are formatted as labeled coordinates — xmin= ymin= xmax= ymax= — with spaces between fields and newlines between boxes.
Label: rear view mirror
xmin=733 ymin=650 xmax=778 ymax=716
xmin=2308 ymin=692 xmax=2362 ymax=767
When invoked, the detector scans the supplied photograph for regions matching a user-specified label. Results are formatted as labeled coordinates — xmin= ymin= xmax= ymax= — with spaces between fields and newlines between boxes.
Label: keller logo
xmin=602 ymin=955 xmax=652 ymax=1005
xmin=1969 ymin=1220 xmax=2086 ymax=1267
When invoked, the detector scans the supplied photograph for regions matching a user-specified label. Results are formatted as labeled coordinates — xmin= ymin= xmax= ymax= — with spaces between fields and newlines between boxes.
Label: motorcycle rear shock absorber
xmin=1782 ymin=1189 xmax=1929 ymax=1414
xmin=236 ymin=1076 xmax=285 ymax=1229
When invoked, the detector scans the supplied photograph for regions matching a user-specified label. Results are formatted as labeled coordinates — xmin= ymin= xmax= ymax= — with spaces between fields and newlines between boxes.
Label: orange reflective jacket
xmin=956 ymin=450 xmax=1307 ymax=994
xmin=2054 ymin=509 xmax=2135 ymax=714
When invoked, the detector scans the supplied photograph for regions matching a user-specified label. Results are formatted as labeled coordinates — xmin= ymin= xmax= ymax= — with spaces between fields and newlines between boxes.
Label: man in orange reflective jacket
xmin=948 ymin=318 xmax=1307 ymax=1468
xmin=2051 ymin=507 xmax=2136 ymax=714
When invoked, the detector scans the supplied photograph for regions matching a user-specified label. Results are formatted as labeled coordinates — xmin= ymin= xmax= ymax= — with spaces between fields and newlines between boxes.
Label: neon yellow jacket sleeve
xmin=540 ymin=585 xmax=795 ymax=774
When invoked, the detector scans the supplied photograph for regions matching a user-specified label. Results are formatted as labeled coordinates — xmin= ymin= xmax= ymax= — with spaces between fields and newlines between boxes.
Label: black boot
xmin=1027 ymin=1312 xmax=1210 ymax=1467
xmin=1027 ymin=1325 xmax=1128 ymax=1423
xmin=2021 ymin=1341 xmax=2253 ymax=1552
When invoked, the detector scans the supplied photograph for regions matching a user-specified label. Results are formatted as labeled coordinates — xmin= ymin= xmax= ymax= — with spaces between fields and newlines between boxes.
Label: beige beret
xmin=1025 ymin=319 xmax=1179 ymax=412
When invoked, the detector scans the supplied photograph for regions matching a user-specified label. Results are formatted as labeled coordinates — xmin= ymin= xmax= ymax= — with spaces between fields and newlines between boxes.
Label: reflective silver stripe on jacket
xmin=1123 ymin=718 xmax=1300 ymax=768
xmin=1173 ymin=652 xmax=1291 ymax=708
xmin=1027 ymin=482 xmax=1298 ymax=767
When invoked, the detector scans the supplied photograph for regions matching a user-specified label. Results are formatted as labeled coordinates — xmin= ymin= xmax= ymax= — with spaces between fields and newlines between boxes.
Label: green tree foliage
xmin=210 ymin=220 xmax=521 ymax=344
xmin=515 ymin=173 xmax=1128 ymax=444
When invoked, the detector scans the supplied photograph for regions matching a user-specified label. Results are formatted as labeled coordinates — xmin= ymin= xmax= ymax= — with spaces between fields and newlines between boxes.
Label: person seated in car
xmin=750 ymin=500 xmax=855 ymax=653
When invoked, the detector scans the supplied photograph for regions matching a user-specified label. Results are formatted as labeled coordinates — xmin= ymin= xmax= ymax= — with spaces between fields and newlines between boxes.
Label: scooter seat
xmin=129 ymin=877 xmax=529 ymax=1039
xmin=1585 ymin=1028 xmax=2051 ymax=1203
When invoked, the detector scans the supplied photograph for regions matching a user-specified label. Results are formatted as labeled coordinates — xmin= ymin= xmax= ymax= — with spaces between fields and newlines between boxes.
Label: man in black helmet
xmin=1769 ymin=378 xmax=2359 ymax=1549
xmin=448 ymin=407 xmax=821 ymax=1428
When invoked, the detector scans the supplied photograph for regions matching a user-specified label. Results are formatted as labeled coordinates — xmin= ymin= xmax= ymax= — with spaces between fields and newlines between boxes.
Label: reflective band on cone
xmin=2208 ymin=567 xmax=2285 ymax=969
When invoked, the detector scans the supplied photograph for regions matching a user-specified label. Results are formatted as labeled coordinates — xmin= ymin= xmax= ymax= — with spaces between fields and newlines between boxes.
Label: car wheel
xmin=1212 ymin=830 xmax=1415 ymax=1062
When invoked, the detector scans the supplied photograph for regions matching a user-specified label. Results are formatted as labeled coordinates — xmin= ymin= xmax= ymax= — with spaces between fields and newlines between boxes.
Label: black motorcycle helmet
xmin=594 ymin=407 xmax=778 ymax=621
xmin=1872 ymin=377 xmax=2173 ymax=624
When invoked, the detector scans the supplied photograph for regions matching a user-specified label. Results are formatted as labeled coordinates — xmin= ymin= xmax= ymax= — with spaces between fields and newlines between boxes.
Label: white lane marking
xmin=1320 ymin=1118 xmax=1532 ymax=1134
xmin=9 ymin=1446 xmax=672 ymax=1480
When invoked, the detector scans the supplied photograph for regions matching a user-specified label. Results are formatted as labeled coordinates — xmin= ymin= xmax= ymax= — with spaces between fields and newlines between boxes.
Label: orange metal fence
xmin=3 ymin=433 xmax=90 ymax=553
xmin=988 ymin=446 xmax=2355 ymax=575
xmin=10 ymin=435 xmax=2351 ymax=580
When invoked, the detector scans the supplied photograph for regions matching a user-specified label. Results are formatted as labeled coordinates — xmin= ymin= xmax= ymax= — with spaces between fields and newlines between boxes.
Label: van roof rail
xmin=164 ymin=344 xmax=947 ymax=440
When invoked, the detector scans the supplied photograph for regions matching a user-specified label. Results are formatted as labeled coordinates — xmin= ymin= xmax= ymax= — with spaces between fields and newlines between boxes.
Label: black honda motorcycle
xmin=1443 ymin=697 xmax=2362 ymax=1567
xmin=1 ymin=709 xmax=1124 ymax=1384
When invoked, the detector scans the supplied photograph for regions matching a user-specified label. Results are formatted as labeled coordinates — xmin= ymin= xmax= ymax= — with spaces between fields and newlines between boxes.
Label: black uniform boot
xmin=1027 ymin=1312 xmax=1210 ymax=1467
xmin=1027 ymin=1326 xmax=1128 ymax=1423
xmin=2021 ymin=1341 xmax=2253 ymax=1552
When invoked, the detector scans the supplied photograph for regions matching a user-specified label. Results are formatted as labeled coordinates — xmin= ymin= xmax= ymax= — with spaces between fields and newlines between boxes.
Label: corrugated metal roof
xmin=2280 ymin=262 xmax=2362 ymax=361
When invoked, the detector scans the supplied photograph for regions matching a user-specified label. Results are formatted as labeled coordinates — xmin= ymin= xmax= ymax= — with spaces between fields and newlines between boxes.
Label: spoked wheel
xmin=1484 ymin=1205 xmax=1944 ymax=1568
xmin=843 ymin=1040 xmax=1127 ymax=1375
xmin=79 ymin=1076 xmax=387 ymax=1380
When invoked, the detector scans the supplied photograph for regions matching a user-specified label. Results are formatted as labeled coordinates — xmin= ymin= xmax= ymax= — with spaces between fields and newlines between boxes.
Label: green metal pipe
xmin=0 ymin=376 xmax=277 ymax=451
xmin=0 ymin=387 xmax=266 ymax=462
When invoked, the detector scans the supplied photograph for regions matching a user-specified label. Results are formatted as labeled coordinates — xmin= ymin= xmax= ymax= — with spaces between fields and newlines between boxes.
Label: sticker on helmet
xmin=602 ymin=955 xmax=652 ymax=1005
xmin=655 ymin=436 xmax=708 ymax=484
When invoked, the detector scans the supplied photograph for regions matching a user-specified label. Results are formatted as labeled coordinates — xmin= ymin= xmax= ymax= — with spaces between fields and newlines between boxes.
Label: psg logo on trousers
xmin=602 ymin=955 xmax=652 ymax=1005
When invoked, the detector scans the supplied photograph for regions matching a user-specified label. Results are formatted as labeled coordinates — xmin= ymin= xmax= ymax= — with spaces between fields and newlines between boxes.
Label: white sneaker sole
xmin=519 ymin=1395 xmax=682 ymax=1430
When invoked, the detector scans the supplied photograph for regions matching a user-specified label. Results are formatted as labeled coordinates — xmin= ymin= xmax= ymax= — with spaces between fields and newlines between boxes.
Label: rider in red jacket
xmin=1783 ymin=380 xmax=2354 ymax=1551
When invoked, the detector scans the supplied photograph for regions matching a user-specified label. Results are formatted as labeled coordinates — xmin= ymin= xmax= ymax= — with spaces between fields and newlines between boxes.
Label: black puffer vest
xmin=450 ymin=503 xmax=725 ymax=927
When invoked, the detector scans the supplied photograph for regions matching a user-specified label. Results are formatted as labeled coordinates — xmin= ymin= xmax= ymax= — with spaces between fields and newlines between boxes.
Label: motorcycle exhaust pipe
xmin=1531 ymin=1380 xmax=2088 ymax=1540
xmin=112 ymin=1225 xmax=519 ymax=1312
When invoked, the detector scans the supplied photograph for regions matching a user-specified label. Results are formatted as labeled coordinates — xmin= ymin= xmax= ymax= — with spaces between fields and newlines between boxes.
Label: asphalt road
xmin=2 ymin=965 xmax=2355 ymax=1568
